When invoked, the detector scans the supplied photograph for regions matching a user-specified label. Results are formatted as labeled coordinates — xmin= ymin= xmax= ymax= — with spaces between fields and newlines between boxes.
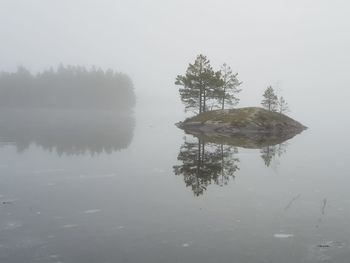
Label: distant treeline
xmin=0 ymin=65 xmax=136 ymax=110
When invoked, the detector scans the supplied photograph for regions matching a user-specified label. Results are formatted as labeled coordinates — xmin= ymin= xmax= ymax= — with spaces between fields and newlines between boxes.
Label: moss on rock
xmin=177 ymin=107 xmax=306 ymax=135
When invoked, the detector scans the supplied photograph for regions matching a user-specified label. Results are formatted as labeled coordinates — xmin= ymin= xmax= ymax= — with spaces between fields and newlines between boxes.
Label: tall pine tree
xmin=175 ymin=54 xmax=219 ymax=113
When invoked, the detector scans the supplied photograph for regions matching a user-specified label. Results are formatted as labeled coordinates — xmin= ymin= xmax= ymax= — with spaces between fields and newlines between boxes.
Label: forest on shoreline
xmin=0 ymin=65 xmax=135 ymax=110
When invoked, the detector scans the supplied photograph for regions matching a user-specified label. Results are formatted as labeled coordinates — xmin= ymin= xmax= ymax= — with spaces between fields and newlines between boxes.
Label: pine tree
xmin=278 ymin=96 xmax=289 ymax=114
xmin=261 ymin=86 xmax=278 ymax=111
xmin=217 ymin=63 xmax=242 ymax=110
xmin=175 ymin=54 xmax=218 ymax=113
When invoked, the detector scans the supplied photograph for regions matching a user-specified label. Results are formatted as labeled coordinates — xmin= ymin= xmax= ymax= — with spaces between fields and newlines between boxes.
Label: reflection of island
xmin=0 ymin=110 xmax=135 ymax=155
xmin=192 ymin=131 xmax=292 ymax=167
xmin=183 ymin=130 xmax=297 ymax=149
xmin=174 ymin=128 xmax=299 ymax=195
xmin=173 ymin=136 xmax=239 ymax=196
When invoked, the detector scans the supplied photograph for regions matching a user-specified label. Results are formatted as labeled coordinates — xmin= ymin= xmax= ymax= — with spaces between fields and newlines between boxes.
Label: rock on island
xmin=176 ymin=107 xmax=307 ymax=136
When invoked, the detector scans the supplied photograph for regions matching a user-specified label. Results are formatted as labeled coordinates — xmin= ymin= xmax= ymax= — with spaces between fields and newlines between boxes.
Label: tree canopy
xmin=217 ymin=63 xmax=242 ymax=110
xmin=261 ymin=86 xmax=278 ymax=111
xmin=261 ymin=86 xmax=290 ymax=114
xmin=175 ymin=54 xmax=241 ymax=114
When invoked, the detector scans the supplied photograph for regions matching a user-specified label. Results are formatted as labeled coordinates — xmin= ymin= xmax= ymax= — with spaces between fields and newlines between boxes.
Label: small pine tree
xmin=261 ymin=86 xmax=278 ymax=111
xmin=217 ymin=63 xmax=242 ymax=110
xmin=278 ymin=96 xmax=289 ymax=114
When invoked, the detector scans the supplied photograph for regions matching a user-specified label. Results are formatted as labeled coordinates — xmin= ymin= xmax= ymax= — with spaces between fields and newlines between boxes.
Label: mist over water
xmin=1 ymin=0 xmax=350 ymax=262
xmin=0 ymin=109 xmax=135 ymax=155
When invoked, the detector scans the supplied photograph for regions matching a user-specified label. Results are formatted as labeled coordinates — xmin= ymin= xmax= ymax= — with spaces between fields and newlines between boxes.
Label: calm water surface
xmin=0 ymin=106 xmax=350 ymax=263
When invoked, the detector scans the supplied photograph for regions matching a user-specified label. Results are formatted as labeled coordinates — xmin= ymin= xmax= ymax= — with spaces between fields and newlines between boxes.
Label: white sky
xmin=1 ymin=0 xmax=349 ymax=124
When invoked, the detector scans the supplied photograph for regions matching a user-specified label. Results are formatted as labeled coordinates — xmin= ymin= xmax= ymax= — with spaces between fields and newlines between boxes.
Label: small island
xmin=177 ymin=107 xmax=306 ymax=136
xmin=175 ymin=55 xmax=307 ymax=138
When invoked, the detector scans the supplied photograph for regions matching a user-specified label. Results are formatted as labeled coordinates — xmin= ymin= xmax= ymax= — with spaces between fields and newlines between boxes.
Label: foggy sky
xmin=1 ymin=0 xmax=349 ymax=125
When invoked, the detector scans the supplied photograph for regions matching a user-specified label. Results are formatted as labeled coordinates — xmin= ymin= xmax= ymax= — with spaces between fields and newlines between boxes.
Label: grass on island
xmin=184 ymin=107 xmax=303 ymax=128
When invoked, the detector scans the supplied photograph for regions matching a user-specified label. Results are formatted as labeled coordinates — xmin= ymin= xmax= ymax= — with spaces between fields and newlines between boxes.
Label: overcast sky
xmin=1 ymin=0 xmax=349 ymax=124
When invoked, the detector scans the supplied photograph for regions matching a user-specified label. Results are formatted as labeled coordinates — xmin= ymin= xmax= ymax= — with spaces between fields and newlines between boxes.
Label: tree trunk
xmin=199 ymin=88 xmax=202 ymax=113
xmin=203 ymin=89 xmax=206 ymax=112
xmin=222 ymin=87 xmax=226 ymax=110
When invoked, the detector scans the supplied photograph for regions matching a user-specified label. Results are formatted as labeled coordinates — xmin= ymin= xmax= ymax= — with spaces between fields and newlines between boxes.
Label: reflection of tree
xmin=0 ymin=110 xmax=135 ymax=156
xmin=260 ymin=143 xmax=288 ymax=167
xmin=217 ymin=145 xmax=240 ymax=186
xmin=173 ymin=136 xmax=239 ymax=196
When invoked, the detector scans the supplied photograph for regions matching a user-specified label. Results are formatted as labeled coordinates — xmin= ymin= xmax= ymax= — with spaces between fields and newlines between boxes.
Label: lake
xmin=0 ymin=105 xmax=350 ymax=263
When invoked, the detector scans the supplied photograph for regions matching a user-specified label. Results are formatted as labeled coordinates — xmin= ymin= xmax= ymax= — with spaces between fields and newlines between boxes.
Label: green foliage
xmin=261 ymin=86 xmax=278 ymax=111
xmin=217 ymin=63 xmax=242 ymax=110
xmin=175 ymin=55 xmax=241 ymax=114
xmin=176 ymin=55 xmax=294 ymax=116
xmin=175 ymin=54 xmax=215 ymax=113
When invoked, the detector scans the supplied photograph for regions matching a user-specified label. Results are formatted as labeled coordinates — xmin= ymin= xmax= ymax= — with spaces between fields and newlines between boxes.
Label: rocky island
xmin=176 ymin=107 xmax=307 ymax=144
xmin=175 ymin=55 xmax=307 ymax=147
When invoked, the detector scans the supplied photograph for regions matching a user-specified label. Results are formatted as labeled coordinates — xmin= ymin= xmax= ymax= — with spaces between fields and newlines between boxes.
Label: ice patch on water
xmin=84 ymin=209 xmax=101 ymax=214
xmin=274 ymin=233 xmax=294 ymax=238
xmin=181 ymin=242 xmax=193 ymax=247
